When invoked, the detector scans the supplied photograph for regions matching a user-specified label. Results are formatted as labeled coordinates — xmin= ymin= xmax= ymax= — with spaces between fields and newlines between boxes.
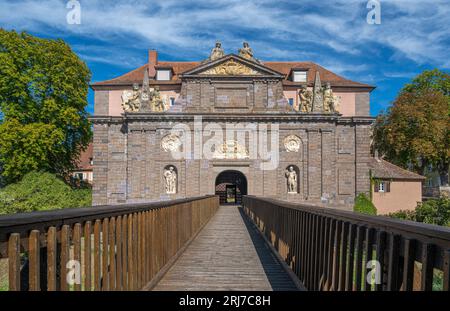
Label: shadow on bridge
xmin=238 ymin=207 xmax=300 ymax=291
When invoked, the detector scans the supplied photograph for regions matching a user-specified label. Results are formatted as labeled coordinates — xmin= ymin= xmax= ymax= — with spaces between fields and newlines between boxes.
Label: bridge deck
xmin=153 ymin=206 xmax=299 ymax=291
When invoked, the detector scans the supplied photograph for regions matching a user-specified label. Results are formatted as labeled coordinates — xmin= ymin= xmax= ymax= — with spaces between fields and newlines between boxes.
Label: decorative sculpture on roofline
xmin=121 ymin=70 xmax=169 ymax=113
xmin=238 ymin=42 xmax=260 ymax=63
xmin=207 ymin=41 xmax=225 ymax=62
xmin=295 ymin=72 xmax=340 ymax=114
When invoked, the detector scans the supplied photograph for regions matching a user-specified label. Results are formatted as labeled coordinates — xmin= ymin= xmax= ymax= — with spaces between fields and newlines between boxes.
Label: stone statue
xmin=121 ymin=83 xmax=141 ymax=112
xmin=121 ymin=69 xmax=170 ymax=113
xmin=163 ymin=166 xmax=177 ymax=194
xmin=323 ymin=82 xmax=336 ymax=113
xmin=298 ymin=85 xmax=312 ymax=112
xmin=238 ymin=42 xmax=256 ymax=61
xmin=285 ymin=166 xmax=298 ymax=193
xmin=150 ymin=87 xmax=166 ymax=112
xmin=209 ymin=41 xmax=225 ymax=61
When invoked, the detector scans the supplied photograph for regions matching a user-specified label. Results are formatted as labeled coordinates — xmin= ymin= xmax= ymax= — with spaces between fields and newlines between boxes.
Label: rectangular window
xmin=170 ymin=97 xmax=175 ymax=106
xmin=288 ymin=98 xmax=294 ymax=106
xmin=375 ymin=181 xmax=390 ymax=193
xmin=156 ymin=69 xmax=171 ymax=81
xmin=293 ymin=71 xmax=307 ymax=82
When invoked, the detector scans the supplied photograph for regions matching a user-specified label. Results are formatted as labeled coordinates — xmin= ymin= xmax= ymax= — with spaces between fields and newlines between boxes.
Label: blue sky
xmin=0 ymin=0 xmax=449 ymax=116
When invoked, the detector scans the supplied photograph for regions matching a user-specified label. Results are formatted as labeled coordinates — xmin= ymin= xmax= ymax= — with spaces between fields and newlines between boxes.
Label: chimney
xmin=148 ymin=50 xmax=157 ymax=78
xmin=149 ymin=50 xmax=158 ymax=65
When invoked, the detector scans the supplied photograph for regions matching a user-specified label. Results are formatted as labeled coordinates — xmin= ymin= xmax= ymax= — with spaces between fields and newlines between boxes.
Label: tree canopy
xmin=373 ymin=69 xmax=450 ymax=179
xmin=0 ymin=29 xmax=92 ymax=184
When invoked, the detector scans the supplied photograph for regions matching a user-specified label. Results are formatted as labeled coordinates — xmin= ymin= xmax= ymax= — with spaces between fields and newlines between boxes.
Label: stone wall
xmin=92 ymin=115 xmax=372 ymax=210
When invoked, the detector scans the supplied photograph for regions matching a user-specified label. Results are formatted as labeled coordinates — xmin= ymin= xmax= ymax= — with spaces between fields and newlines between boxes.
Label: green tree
xmin=0 ymin=29 xmax=92 ymax=184
xmin=0 ymin=171 xmax=91 ymax=215
xmin=373 ymin=69 xmax=450 ymax=179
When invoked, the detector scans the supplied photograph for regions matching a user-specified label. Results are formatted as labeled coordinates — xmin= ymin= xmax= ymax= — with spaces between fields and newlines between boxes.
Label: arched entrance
xmin=215 ymin=170 xmax=248 ymax=205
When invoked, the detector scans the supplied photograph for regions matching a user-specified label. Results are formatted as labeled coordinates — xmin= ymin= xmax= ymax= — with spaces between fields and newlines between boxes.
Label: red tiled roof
xmin=369 ymin=158 xmax=425 ymax=180
xmin=75 ymin=143 xmax=93 ymax=171
xmin=91 ymin=58 xmax=373 ymax=89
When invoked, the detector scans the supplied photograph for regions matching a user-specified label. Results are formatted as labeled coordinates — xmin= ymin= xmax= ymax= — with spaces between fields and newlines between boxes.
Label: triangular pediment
xmin=181 ymin=54 xmax=284 ymax=78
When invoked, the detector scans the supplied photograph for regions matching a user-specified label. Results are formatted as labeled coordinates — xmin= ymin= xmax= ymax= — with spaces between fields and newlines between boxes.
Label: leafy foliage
xmin=373 ymin=69 xmax=450 ymax=177
xmin=354 ymin=193 xmax=377 ymax=215
xmin=0 ymin=30 xmax=92 ymax=184
xmin=389 ymin=198 xmax=450 ymax=227
xmin=0 ymin=171 xmax=91 ymax=215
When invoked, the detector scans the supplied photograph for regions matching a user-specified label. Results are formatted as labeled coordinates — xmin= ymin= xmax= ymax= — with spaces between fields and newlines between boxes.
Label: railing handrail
xmin=0 ymin=195 xmax=216 ymax=241
xmin=244 ymin=196 xmax=450 ymax=241
xmin=243 ymin=196 xmax=450 ymax=291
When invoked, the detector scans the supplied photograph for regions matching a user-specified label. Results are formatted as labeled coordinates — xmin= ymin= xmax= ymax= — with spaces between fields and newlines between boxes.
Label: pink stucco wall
xmin=372 ymin=181 xmax=422 ymax=215
xmin=283 ymin=89 xmax=356 ymax=116
xmin=334 ymin=92 xmax=355 ymax=117
xmin=109 ymin=90 xmax=124 ymax=116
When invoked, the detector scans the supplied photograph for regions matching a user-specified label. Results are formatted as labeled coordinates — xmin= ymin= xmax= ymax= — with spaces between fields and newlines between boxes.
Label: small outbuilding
xmin=369 ymin=157 xmax=425 ymax=215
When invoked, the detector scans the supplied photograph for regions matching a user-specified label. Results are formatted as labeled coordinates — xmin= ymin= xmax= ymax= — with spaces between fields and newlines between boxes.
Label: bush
xmin=415 ymin=198 xmax=450 ymax=226
xmin=388 ymin=210 xmax=416 ymax=221
xmin=388 ymin=198 xmax=450 ymax=227
xmin=354 ymin=193 xmax=377 ymax=215
xmin=0 ymin=171 xmax=91 ymax=215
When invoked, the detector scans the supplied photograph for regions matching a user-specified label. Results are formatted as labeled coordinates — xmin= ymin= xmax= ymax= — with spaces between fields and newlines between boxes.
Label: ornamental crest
xmin=284 ymin=135 xmax=301 ymax=152
xmin=161 ymin=134 xmax=182 ymax=152
xmin=201 ymin=59 xmax=258 ymax=76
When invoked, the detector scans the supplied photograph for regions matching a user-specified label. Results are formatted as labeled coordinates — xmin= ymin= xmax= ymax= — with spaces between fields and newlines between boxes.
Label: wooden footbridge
xmin=0 ymin=196 xmax=449 ymax=291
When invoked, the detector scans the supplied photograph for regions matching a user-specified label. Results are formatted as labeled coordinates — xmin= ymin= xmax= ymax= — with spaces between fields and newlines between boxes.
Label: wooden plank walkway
xmin=153 ymin=206 xmax=300 ymax=291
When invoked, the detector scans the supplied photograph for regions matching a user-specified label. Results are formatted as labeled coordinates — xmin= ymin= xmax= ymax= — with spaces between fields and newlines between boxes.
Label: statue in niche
xmin=163 ymin=166 xmax=177 ymax=194
xmin=298 ymin=85 xmax=312 ymax=112
xmin=285 ymin=166 xmax=298 ymax=193
xmin=323 ymin=82 xmax=336 ymax=113
xmin=121 ymin=83 xmax=141 ymax=112
xmin=209 ymin=41 xmax=225 ymax=61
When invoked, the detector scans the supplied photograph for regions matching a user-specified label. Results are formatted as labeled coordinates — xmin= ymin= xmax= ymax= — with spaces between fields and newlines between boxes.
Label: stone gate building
xmin=90 ymin=43 xmax=374 ymax=209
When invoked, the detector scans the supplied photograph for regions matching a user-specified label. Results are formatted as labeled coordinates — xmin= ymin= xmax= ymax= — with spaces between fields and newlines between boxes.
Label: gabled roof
xmin=91 ymin=55 xmax=374 ymax=90
xmin=180 ymin=54 xmax=285 ymax=78
xmin=369 ymin=158 xmax=425 ymax=180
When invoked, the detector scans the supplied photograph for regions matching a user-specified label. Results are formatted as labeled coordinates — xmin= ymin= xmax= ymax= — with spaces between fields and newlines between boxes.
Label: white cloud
xmin=0 ymin=0 xmax=448 ymax=71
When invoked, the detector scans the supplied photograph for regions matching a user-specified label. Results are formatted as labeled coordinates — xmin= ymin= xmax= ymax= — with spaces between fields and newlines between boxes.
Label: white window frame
xmin=156 ymin=69 xmax=171 ymax=81
xmin=378 ymin=181 xmax=385 ymax=193
xmin=292 ymin=70 xmax=307 ymax=82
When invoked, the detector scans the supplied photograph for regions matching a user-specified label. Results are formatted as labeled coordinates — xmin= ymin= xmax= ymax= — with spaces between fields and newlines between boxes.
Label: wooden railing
xmin=242 ymin=196 xmax=450 ymax=291
xmin=0 ymin=196 xmax=219 ymax=291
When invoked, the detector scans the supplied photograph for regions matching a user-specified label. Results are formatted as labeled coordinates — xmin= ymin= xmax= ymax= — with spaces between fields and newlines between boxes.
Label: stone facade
xmin=91 ymin=48 xmax=375 ymax=210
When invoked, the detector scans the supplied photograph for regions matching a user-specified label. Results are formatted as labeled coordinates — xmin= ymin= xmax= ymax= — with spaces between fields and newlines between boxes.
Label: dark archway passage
xmin=215 ymin=170 xmax=247 ymax=205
